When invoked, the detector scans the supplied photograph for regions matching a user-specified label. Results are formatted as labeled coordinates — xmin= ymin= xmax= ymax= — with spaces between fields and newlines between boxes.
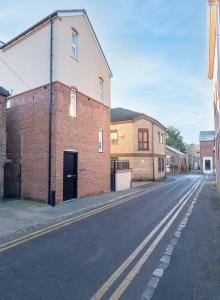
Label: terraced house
xmin=0 ymin=10 xmax=112 ymax=204
xmin=110 ymin=108 xmax=166 ymax=181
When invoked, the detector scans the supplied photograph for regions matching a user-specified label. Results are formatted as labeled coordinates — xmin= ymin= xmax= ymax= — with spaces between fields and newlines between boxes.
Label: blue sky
xmin=0 ymin=0 xmax=212 ymax=143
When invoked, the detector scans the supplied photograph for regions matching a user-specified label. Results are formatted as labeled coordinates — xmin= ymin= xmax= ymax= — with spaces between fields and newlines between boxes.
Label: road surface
xmin=0 ymin=175 xmax=206 ymax=300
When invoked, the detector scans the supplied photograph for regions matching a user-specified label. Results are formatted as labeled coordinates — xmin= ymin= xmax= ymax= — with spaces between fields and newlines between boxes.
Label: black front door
xmin=63 ymin=152 xmax=78 ymax=201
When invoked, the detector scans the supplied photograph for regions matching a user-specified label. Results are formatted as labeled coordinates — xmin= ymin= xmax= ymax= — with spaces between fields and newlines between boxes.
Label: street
xmin=1 ymin=175 xmax=219 ymax=300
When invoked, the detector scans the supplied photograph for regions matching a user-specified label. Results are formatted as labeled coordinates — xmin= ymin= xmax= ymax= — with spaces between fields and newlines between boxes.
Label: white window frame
xmin=69 ymin=89 xmax=77 ymax=117
xmin=99 ymin=78 xmax=104 ymax=103
xmin=98 ymin=128 xmax=104 ymax=153
xmin=6 ymin=99 xmax=11 ymax=109
xmin=71 ymin=31 xmax=78 ymax=60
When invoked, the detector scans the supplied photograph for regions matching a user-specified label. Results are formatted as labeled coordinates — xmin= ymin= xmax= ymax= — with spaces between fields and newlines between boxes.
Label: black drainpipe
xmin=48 ymin=16 xmax=53 ymax=205
xmin=152 ymin=122 xmax=155 ymax=181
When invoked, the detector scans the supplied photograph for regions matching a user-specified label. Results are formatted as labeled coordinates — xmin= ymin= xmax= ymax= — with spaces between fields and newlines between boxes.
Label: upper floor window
xmin=69 ymin=89 xmax=77 ymax=117
xmin=6 ymin=99 xmax=11 ymax=109
xmin=71 ymin=31 xmax=78 ymax=60
xmin=157 ymin=132 xmax=160 ymax=143
xmin=138 ymin=129 xmax=149 ymax=151
xmin=110 ymin=130 xmax=118 ymax=144
xmin=98 ymin=128 xmax=104 ymax=152
xmin=99 ymin=78 xmax=104 ymax=103
xmin=157 ymin=131 xmax=164 ymax=144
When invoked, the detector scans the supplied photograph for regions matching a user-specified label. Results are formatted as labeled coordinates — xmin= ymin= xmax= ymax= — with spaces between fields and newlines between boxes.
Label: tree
xmin=166 ymin=126 xmax=186 ymax=154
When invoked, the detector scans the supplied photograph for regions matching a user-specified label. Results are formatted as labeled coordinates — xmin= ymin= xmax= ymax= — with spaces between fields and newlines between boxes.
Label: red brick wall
xmin=53 ymin=82 xmax=110 ymax=203
xmin=6 ymin=86 xmax=49 ymax=201
xmin=0 ymin=95 xmax=6 ymax=199
xmin=6 ymin=82 xmax=110 ymax=203
xmin=200 ymin=141 xmax=215 ymax=172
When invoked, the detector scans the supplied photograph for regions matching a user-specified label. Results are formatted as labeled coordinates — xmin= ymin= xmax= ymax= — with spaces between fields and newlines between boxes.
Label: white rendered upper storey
xmin=0 ymin=10 xmax=112 ymax=107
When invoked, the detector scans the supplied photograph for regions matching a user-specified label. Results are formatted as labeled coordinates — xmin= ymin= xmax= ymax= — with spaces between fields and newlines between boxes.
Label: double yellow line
xmin=91 ymin=180 xmax=203 ymax=300
xmin=0 ymin=180 xmax=173 ymax=253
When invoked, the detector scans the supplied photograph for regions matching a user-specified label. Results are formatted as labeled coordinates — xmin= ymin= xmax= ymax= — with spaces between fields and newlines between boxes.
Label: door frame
xmin=63 ymin=150 xmax=78 ymax=201
xmin=202 ymin=156 xmax=213 ymax=174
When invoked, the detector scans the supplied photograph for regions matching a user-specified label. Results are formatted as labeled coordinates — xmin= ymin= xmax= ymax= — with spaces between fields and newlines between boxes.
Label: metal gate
xmin=4 ymin=161 xmax=21 ymax=198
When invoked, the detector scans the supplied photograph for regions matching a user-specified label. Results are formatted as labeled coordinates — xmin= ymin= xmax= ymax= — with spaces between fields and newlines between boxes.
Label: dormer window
xmin=71 ymin=30 xmax=78 ymax=60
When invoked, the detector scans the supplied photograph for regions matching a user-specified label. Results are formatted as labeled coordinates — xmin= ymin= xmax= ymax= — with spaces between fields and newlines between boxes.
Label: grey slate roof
xmin=0 ymin=87 xmax=9 ymax=97
xmin=199 ymin=131 xmax=215 ymax=142
xmin=166 ymin=145 xmax=186 ymax=156
xmin=111 ymin=107 xmax=166 ymax=130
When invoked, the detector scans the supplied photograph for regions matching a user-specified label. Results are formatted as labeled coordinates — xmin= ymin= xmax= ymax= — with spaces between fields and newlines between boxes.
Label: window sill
xmin=71 ymin=56 xmax=79 ymax=62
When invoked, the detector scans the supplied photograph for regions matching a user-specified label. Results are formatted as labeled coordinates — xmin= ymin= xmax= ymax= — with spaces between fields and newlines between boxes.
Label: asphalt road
xmin=0 ymin=175 xmax=204 ymax=300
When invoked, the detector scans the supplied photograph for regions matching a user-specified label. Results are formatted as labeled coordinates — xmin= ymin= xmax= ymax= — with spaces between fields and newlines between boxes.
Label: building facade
xmin=0 ymin=10 xmax=112 ymax=203
xmin=208 ymin=1 xmax=220 ymax=188
xmin=110 ymin=107 xmax=166 ymax=181
xmin=199 ymin=131 xmax=215 ymax=174
xmin=166 ymin=145 xmax=188 ymax=174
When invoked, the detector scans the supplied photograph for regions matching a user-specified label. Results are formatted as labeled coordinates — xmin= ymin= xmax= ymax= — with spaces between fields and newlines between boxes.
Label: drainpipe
xmin=48 ymin=16 xmax=53 ymax=205
xmin=152 ymin=122 xmax=155 ymax=181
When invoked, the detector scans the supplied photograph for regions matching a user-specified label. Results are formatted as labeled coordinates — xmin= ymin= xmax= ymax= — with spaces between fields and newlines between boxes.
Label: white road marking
xmin=90 ymin=180 xmax=201 ymax=300
xmin=108 ymin=180 xmax=202 ymax=300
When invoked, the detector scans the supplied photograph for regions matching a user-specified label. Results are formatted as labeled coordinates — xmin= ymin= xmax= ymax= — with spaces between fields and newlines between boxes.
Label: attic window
xmin=71 ymin=29 xmax=78 ymax=60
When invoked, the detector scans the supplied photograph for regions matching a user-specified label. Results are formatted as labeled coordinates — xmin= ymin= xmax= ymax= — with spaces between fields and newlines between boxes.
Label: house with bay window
xmin=110 ymin=107 xmax=166 ymax=181
xmin=0 ymin=10 xmax=112 ymax=203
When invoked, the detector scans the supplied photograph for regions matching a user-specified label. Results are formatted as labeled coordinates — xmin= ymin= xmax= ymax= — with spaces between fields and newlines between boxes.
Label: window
xmin=71 ymin=31 xmax=78 ymax=59
xmin=6 ymin=99 xmax=11 ymax=109
xmin=98 ymin=129 xmax=104 ymax=152
xmin=138 ymin=129 xmax=149 ymax=150
xmin=157 ymin=132 xmax=160 ymax=143
xmin=110 ymin=130 xmax=118 ymax=144
xmin=158 ymin=158 xmax=165 ymax=172
xmin=99 ymin=78 xmax=104 ymax=102
xmin=161 ymin=133 xmax=164 ymax=144
xmin=69 ymin=89 xmax=77 ymax=117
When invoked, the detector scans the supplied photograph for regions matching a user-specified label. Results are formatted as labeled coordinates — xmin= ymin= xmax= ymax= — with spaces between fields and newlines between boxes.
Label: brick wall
xmin=6 ymin=82 xmax=110 ymax=203
xmin=200 ymin=140 xmax=215 ymax=172
xmin=0 ymin=95 xmax=6 ymax=199
xmin=53 ymin=82 xmax=110 ymax=202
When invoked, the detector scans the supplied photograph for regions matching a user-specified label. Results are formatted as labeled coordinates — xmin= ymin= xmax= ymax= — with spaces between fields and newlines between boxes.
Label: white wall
xmin=54 ymin=15 xmax=111 ymax=107
xmin=115 ymin=170 xmax=132 ymax=191
xmin=0 ymin=23 xmax=51 ymax=94
xmin=0 ymin=14 xmax=111 ymax=107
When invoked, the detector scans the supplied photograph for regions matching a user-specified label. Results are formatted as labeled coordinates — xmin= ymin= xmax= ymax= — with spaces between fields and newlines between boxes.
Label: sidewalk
xmin=0 ymin=179 xmax=168 ymax=244
xmin=153 ymin=176 xmax=220 ymax=300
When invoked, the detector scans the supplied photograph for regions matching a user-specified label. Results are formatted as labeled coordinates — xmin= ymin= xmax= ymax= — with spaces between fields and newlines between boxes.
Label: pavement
xmin=0 ymin=174 xmax=209 ymax=300
xmin=152 ymin=176 xmax=220 ymax=300
xmin=0 ymin=179 xmax=169 ymax=244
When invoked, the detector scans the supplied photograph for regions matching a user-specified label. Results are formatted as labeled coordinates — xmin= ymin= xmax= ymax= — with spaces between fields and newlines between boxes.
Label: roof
xmin=166 ymin=145 xmax=187 ymax=156
xmin=0 ymin=87 xmax=9 ymax=97
xmin=199 ymin=131 xmax=215 ymax=142
xmin=0 ymin=10 xmax=112 ymax=78
xmin=111 ymin=107 xmax=166 ymax=130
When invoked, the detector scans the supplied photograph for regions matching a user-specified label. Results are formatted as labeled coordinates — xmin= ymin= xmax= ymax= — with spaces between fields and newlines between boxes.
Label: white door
xmin=203 ymin=156 xmax=213 ymax=174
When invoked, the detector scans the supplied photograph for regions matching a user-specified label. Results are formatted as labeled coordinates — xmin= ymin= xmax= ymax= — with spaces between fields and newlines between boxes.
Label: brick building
xmin=166 ymin=145 xmax=188 ymax=174
xmin=0 ymin=87 xmax=9 ymax=199
xmin=110 ymin=108 xmax=166 ymax=181
xmin=199 ymin=131 xmax=215 ymax=174
xmin=0 ymin=10 xmax=112 ymax=203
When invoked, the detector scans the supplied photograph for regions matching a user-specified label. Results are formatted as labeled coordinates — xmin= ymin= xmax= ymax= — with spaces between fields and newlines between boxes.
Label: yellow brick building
xmin=110 ymin=108 xmax=166 ymax=181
